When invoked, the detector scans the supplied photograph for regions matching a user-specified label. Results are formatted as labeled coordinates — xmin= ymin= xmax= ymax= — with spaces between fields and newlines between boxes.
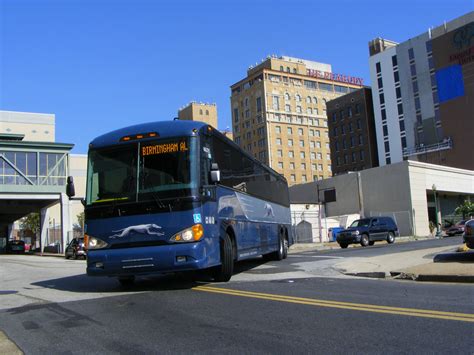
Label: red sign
xmin=307 ymin=69 xmax=364 ymax=86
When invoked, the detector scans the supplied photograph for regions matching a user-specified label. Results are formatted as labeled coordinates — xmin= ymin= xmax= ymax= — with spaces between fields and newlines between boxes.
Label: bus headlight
xmin=85 ymin=234 xmax=109 ymax=250
xmin=170 ymin=224 xmax=203 ymax=243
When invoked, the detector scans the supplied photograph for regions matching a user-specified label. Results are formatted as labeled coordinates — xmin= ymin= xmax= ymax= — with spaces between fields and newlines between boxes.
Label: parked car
xmin=65 ymin=238 xmax=87 ymax=259
xmin=446 ymin=220 xmax=467 ymax=236
xmin=6 ymin=240 xmax=26 ymax=254
xmin=336 ymin=217 xmax=399 ymax=248
xmin=463 ymin=219 xmax=474 ymax=249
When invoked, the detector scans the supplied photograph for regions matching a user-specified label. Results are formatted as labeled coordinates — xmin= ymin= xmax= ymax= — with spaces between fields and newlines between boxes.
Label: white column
xmin=40 ymin=207 xmax=49 ymax=254
xmin=7 ymin=223 xmax=14 ymax=240
xmin=60 ymin=193 xmax=71 ymax=254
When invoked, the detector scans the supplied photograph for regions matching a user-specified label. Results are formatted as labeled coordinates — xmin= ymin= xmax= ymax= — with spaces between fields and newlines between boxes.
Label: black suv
xmin=336 ymin=217 xmax=399 ymax=249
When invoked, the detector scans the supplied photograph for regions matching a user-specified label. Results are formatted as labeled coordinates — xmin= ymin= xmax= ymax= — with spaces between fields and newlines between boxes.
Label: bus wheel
xmin=213 ymin=233 xmax=234 ymax=282
xmin=118 ymin=276 xmax=135 ymax=287
xmin=265 ymin=234 xmax=286 ymax=261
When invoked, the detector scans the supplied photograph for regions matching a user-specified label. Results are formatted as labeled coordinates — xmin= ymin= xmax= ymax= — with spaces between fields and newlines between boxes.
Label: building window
xmin=280 ymin=66 xmax=284 ymax=71
xmin=306 ymin=96 xmax=312 ymax=104
xmin=313 ymin=97 xmax=318 ymax=104
xmin=396 ymin=87 xmax=402 ymax=99
xmin=298 ymin=128 xmax=303 ymax=136
xmin=401 ymin=136 xmax=407 ymax=149
xmin=309 ymin=129 xmax=314 ymax=136
xmin=350 ymin=136 xmax=355 ymax=147
xmin=205 ymin=110 xmax=209 ymax=115
xmin=288 ymin=139 xmax=293 ymax=147
xmin=295 ymin=94 xmax=301 ymax=102
xmin=296 ymin=106 xmax=302 ymax=113
xmin=287 ymin=127 xmax=292 ymax=135
xmin=349 ymin=122 xmax=353 ymax=132
xmin=289 ymin=150 xmax=294 ymax=158
xmin=410 ymin=64 xmax=417 ymax=77
xmin=381 ymin=109 xmax=387 ymax=121
xmin=359 ymin=135 xmax=363 ymax=145
xmin=394 ymin=71 xmax=400 ymax=83
xmin=307 ymin=107 xmax=313 ymax=114
xmin=340 ymin=110 xmax=345 ymax=120
xmin=278 ymin=162 xmax=283 ymax=169
xmin=285 ymin=104 xmax=291 ymax=112
xmin=332 ymin=112 xmax=337 ymax=122
xmin=359 ymin=150 xmax=364 ymax=161
xmin=301 ymin=163 xmax=306 ymax=170
xmin=379 ymin=93 xmax=385 ymax=105
xmin=276 ymin=138 xmax=282 ymax=145
xmin=272 ymin=96 xmax=280 ymax=110
xmin=256 ymin=97 xmax=262 ymax=112
xmin=397 ymin=103 xmax=404 ymax=115
xmin=317 ymin=152 xmax=322 ymax=160
xmin=290 ymin=174 xmax=295 ymax=182
xmin=275 ymin=126 xmax=281 ymax=134
xmin=311 ymin=152 xmax=316 ymax=159
xmin=335 ymin=141 xmax=339 ymax=152
xmin=315 ymin=130 xmax=320 ymax=137
xmin=383 ymin=124 xmax=388 ymax=137
xmin=357 ymin=120 xmax=361 ymax=129
xmin=300 ymin=151 xmax=305 ymax=158
xmin=347 ymin=107 xmax=353 ymax=117
xmin=352 ymin=152 xmax=356 ymax=162
xmin=299 ymin=140 xmax=304 ymax=147
xmin=355 ymin=104 xmax=361 ymax=114
xmin=199 ymin=109 xmax=203 ymax=115
xmin=302 ymin=175 xmax=307 ymax=182
xmin=399 ymin=120 xmax=405 ymax=132
xmin=233 ymin=108 xmax=239 ymax=123
xmin=386 ymin=157 xmax=391 ymax=164
xmin=384 ymin=141 xmax=390 ymax=153
xmin=376 ymin=62 xmax=381 ymax=74
xmin=377 ymin=77 xmax=383 ymax=89
xmin=285 ymin=93 xmax=290 ymax=101
xmin=316 ymin=141 xmax=321 ymax=148
xmin=290 ymin=162 xmax=295 ymax=169
xmin=392 ymin=55 xmax=398 ymax=67
xmin=310 ymin=141 xmax=315 ymax=148
xmin=312 ymin=163 xmax=316 ymax=170
xmin=277 ymin=149 xmax=282 ymax=157
xmin=333 ymin=127 xmax=338 ymax=137
xmin=408 ymin=48 xmax=414 ymax=60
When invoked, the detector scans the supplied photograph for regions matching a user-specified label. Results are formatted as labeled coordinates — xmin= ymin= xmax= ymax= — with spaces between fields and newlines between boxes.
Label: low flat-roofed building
xmin=290 ymin=160 xmax=473 ymax=237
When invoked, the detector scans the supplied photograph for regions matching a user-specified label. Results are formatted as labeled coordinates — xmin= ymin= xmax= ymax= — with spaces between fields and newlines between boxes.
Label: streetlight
xmin=432 ymin=184 xmax=441 ymax=237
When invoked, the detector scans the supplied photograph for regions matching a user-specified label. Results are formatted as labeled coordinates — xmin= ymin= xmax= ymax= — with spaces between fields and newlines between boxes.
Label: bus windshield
xmin=86 ymin=137 xmax=198 ymax=205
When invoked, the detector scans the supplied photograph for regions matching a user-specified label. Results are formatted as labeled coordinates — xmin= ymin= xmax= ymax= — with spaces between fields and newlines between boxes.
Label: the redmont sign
xmin=307 ymin=69 xmax=364 ymax=86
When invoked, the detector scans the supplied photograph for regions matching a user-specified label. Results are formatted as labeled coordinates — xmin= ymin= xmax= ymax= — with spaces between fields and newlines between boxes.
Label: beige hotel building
xmin=230 ymin=56 xmax=363 ymax=185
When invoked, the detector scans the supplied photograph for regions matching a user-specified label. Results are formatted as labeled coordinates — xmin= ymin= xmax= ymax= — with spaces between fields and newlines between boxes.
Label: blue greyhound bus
xmin=79 ymin=120 xmax=291 ymax=285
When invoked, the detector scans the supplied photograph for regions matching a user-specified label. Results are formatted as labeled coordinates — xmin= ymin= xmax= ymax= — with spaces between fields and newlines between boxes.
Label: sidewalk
xmin=332 ymin=245 xmax=474 ymax=283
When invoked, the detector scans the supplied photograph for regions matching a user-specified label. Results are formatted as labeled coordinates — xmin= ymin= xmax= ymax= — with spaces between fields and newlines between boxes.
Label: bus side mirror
xmin=66 ymin=176 xmax=76 ymax=198
xmin=210 ymin=163 xmax=220 ymax=183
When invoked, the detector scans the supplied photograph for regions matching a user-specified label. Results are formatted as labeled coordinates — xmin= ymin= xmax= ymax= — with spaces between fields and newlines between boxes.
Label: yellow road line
xmin=193 ymin=286 xmax=474 ymax=323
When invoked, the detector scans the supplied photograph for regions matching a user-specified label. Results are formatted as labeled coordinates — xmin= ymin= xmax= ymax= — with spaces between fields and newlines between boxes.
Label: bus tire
xmin=213 ymin=233 xmax=233 ymax=282
xmin=265 ymin=233 xmax=286 ymax=261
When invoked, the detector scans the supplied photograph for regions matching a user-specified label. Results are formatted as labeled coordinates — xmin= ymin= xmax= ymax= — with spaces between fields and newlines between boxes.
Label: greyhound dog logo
xmin=264 ymin=203 xmax=275 ymax=218
xmin=109 ymin=224 xmax=164 ymax=239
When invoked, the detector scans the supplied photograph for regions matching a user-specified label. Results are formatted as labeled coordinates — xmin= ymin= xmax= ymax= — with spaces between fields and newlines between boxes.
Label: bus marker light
xmin=176 ymin=256 xmax=186 ymax=263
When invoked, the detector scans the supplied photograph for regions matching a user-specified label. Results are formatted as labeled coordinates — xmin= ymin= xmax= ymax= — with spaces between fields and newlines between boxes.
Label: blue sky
xmin=1 ymin=0 xmax=472 ymax=153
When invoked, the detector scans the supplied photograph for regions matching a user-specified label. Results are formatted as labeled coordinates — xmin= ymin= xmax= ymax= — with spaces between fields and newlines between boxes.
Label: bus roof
xmin=89 ymin=120 xmax=208 ymax=148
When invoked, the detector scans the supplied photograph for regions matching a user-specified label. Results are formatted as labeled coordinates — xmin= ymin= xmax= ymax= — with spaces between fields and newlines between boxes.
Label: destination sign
xmin=142 ymin=141 xmax=188 ymax=156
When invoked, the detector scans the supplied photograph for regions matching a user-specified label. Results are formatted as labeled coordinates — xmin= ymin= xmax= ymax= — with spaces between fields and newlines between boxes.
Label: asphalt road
xmin=0 ymin=237 xmax=473 ymax=354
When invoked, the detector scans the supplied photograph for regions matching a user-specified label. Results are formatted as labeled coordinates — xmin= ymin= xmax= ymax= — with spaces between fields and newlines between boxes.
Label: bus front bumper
xmin=86 ymin=241 xmax=217 ymax=277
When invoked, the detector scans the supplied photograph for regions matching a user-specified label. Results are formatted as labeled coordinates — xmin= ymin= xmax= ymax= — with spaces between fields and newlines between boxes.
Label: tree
xmin=454 ymin=200 xmax=474 ymax=220
xmin=73 ymin=212 xmax=85 ymax=233
xmin=20 ymin=213 xmax=40 ymax=235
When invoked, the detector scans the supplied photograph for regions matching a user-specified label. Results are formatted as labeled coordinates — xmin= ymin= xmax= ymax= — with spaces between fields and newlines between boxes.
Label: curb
xmin=393 ymin=272 xmax=474 ymax=283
